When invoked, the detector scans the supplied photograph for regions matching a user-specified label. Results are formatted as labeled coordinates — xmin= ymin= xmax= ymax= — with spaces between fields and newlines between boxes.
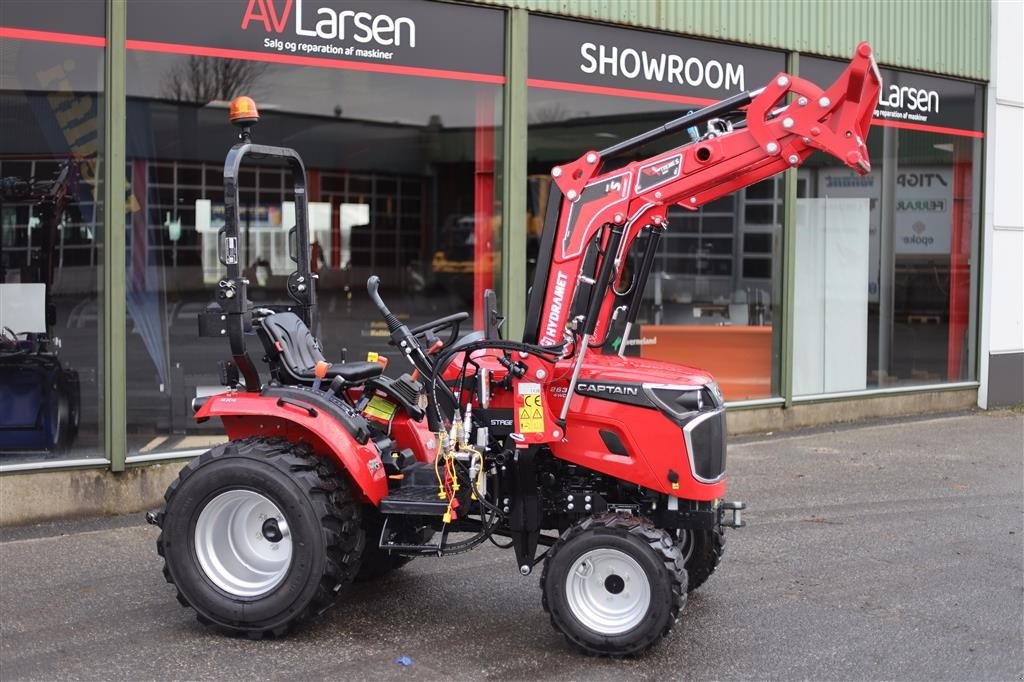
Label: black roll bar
xmin=216 ymin=141 xmax=315 ymax=392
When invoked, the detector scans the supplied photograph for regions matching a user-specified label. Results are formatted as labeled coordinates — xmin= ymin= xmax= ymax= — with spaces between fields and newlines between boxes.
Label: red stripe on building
xmin=125 ymin=39 xmax=505 ymax=85
xmin=0 ymin=26 xmax=106 ymax=47
xmin=871 ymin=119 xmax=984 ymax=139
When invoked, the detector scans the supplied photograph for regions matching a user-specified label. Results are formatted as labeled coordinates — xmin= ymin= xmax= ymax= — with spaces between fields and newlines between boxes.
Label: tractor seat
xmin=258 ymin=312 xmax=383 ymax=386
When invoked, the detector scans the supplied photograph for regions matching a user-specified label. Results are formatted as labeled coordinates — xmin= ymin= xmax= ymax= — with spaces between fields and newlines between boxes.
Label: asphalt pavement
xmin=1 ymin=410 xmax=1022 ymax=681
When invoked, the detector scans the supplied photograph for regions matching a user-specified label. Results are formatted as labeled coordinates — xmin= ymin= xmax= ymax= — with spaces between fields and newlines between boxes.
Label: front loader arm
xmin=526 ymin=43 xmax=881 ymax=357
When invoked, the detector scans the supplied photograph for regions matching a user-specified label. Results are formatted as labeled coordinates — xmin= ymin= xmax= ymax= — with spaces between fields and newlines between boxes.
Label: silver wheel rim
xmin=194 ymin=490 xmax=293 ymax=597
xmin=565 ymin=548 xmax=651 ymax=635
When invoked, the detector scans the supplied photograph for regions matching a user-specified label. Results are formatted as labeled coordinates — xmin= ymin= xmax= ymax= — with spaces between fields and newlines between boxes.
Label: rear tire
xmin=541 ymin=513 xmax=686 ymax=657
xmin=156 ymin=437 xmax=363 ymax=637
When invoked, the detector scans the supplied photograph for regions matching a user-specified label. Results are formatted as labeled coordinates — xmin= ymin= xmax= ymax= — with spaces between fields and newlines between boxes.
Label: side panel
xmin=550 ymin=398 xmax=727 ymax=501
xmin=440 ymin=352 xmax=727 ymax=499
xmin=196 ymin=393 xmax=389 ymax=503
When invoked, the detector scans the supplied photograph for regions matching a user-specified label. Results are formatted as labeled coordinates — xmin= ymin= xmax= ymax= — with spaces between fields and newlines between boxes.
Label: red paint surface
xmin=196 ymin=393 xmax=389 ymax=502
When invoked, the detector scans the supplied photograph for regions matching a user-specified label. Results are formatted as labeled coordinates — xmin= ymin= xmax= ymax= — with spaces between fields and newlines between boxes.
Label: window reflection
xmin=528 ymin=98 xmax=783 ymax=401
xmin=797 ymin=126 xmax=980 ymax=393
xmin=1 ymin=38 xmax=104 ymax=462
xmin=124 ymin=52 xmax=504 ymax=454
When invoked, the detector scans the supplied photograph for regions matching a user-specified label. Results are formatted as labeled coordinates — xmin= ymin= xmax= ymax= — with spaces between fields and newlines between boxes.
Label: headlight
xmin=705 ymin=381 xmax=724 ymax=407
xmin=674 ymin=390 xmax=703 ymax=412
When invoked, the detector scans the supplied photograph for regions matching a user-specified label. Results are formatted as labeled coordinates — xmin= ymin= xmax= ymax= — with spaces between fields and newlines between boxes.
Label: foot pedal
xmin=380 ymin=485 xmax=449 ymax=516
xmin=718 ymin=500 xmax=747 ymax=528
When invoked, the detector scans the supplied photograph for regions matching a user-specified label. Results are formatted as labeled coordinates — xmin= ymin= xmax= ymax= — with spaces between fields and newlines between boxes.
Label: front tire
xmin=156 ymin=437 xmax=363 ymax=638
xmin=678 ymin=528 xmax=725 ymax=592
xmin=541 ymin=513 xmax=686 ymax=657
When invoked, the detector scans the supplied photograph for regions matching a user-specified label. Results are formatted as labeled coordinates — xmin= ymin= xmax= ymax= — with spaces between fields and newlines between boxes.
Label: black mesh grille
xmin=689 ymin=410 xmax=726 ymax=480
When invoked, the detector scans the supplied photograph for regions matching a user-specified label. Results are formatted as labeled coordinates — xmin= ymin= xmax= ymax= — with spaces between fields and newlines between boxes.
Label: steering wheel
xmin=408 ymin=312 xmax=469 ymax=350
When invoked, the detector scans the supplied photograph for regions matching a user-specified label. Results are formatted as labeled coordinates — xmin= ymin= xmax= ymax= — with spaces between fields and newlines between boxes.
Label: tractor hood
xmin=576 ymin=353 xmax=716 ymax=390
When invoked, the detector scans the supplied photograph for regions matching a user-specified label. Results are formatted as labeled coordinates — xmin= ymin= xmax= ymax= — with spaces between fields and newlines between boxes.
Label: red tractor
xmin=149 ymin=45 xmax=881 ymax=656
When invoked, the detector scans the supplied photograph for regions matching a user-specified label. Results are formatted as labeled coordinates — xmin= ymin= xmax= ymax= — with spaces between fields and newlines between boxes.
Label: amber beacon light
xmin=229 ymin=96 xmax=259 ymax=126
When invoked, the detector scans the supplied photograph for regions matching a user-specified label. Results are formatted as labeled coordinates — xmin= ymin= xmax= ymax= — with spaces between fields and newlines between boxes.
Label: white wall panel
xmin=793 ymin=198 xmax=870 ymax=395
xmin=993 ymin=106 xmax=1024 ymax=229
xmin=980 ymin=0 xmax=1024 ymax=408
xmin=989 ymin=229 xmax=1024 ymax=352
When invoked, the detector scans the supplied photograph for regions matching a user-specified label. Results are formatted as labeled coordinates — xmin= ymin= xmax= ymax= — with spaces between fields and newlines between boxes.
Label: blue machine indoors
xmin=0 ymin=163 xmax=81 ymax=453
xmin=0 ymin=332 xmax=80 ymax=451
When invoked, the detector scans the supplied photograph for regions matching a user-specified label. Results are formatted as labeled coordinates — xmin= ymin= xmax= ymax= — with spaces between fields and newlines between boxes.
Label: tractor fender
xmin=195 ymin=390 xmax=389 ymax=503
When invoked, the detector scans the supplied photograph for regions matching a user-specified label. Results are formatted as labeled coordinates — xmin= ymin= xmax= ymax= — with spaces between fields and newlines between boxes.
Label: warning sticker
xmin=363 ymin=395 xmax=398 ymax=423
xmin=517 ymin=382 xmax=545 ymax=434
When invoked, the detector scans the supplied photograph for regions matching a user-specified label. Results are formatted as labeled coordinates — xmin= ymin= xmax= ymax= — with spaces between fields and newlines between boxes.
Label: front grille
xmin=684 ymin=408 xmax=726 ymax=481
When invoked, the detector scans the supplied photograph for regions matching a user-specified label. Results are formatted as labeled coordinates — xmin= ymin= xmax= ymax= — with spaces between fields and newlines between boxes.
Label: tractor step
xmin=379 ymin=485 xmax=449 ymax=516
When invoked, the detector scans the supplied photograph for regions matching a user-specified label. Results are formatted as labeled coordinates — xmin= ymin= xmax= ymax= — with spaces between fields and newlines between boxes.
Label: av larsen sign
xmin=126 ymin=0 xmax=504 ymax=76
xmin=242 ymin=0 xmax=417 ymax=53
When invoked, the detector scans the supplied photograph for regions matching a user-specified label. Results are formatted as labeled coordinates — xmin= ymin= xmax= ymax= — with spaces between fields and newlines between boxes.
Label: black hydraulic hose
xmin=623 ymin=227 xmax=663 ymax=327
xmin=583 ymin=225 xmax=625 ymax=336
xmin=425 ymin=338 xmax=564 ymax=428
xmin=599 ymin=88 xmax=756 ymax=159
xmin=366 ymin=278 xmax=562 ymax=430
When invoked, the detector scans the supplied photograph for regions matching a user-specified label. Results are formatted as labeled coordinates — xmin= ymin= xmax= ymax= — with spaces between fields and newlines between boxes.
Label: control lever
xmin=367 ymin=276 xmax=459 ymax=431
xmin=366 ymin=275 xmax=400 ymax=333
xmin=366 ymin=276 xmax=431 ymax=375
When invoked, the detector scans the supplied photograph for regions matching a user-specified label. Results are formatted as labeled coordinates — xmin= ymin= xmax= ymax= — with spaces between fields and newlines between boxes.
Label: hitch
xmin=145 ymin=509 xmax=163 ymax=527
xmin=718 ymin=500 xmax=747 ymax=529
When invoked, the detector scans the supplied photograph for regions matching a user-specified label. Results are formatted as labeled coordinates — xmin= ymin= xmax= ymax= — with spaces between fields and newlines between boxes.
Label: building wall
xmin=979 ymin=0 xmax=1024 ymax=408
xmin=473 ymin=0 xmax=990 ymax=80
xmin=0 ymin=1 xmax=1011 ymax=520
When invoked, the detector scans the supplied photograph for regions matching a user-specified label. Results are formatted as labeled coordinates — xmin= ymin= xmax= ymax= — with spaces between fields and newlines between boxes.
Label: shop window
xmin=526 ymin=16 xmax=787 ymax=401
xmin=795 ymin=58 xmax=983 ymax=395
xmin=123 ymin=0 xmax=504 ymax=455
xmin=0 ymin=1 xmax=105 ymax=464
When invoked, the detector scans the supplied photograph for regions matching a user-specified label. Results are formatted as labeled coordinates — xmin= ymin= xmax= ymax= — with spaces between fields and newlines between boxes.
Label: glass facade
xmin=526 ymin=17 xmax=788 ymax=401
xmin=795 ymin=57 xmax=983 ymax=394
xmin=0 ymin=0 xmax=988 ymax=469
xmin=0 ymin=1 xmax=105 ymax=463
xmin=122 ymin=1 xmax=505 ymax=455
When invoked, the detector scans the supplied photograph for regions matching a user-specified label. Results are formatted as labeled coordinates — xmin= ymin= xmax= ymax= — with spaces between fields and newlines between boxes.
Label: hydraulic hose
xmin=425 ymin=338 xmax=565 ymax=428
